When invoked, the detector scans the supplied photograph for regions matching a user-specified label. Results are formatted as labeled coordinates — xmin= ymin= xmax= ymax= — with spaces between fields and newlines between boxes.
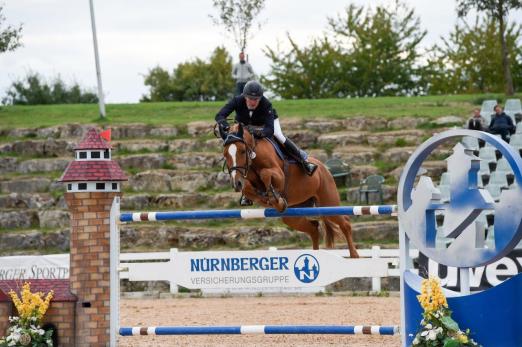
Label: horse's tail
xmin=315 ymin=160 xmax=348 ymax=248
xmin=322 ymin=219 xmax=338 ymax=248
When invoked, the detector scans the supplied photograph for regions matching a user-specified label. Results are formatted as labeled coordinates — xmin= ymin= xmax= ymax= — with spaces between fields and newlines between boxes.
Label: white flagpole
xmin=89 ymin=0 xmax=106 ymax=118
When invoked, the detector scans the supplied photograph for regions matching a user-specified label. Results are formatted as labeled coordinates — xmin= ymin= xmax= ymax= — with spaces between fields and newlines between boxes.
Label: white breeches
xmin=273 ymin=118 xmax=286 ymax=143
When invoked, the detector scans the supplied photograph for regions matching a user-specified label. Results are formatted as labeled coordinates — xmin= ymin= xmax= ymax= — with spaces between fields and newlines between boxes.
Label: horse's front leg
xmin=259 ymin=168 xmax=287 ymax=212
xmin=242 ymin=180 xmax=269 ymax=206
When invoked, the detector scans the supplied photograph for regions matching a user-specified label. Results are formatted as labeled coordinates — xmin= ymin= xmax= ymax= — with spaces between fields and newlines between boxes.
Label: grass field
xmin=0 ymin=93 xmax=517 ymax=128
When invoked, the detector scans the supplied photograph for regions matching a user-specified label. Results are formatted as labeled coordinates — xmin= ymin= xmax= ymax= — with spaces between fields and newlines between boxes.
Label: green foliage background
xmin=3 ymin=73 xmax=98 ymax=105
xmin=141 ymin=46 xmax=234 ymax=102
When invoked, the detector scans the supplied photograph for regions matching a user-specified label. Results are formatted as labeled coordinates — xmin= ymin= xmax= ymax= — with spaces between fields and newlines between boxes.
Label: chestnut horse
xmin=221 ymin=123 xmax=358 ymax=258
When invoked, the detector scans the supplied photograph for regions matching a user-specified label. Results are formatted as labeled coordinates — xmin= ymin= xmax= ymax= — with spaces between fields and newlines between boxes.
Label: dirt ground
xmin=119 ymin=295 xmax=401 ymax=347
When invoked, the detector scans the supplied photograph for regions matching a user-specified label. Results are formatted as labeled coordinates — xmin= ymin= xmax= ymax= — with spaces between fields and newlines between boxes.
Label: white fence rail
xmin=0 ymin=247 xmax=419 ymax=293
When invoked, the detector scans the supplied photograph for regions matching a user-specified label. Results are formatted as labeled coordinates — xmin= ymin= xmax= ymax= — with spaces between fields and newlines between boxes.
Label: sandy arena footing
xmin=119 ymin=295 xmax=401 ymax=347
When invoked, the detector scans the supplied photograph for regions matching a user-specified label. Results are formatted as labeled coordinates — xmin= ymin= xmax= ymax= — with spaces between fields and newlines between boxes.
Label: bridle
xmin=223 ymin=131 xmax=257 ymax=179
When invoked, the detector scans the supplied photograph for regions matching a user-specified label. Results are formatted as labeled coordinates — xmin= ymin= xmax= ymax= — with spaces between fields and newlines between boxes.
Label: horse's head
xmin=222 ymin=123 xmax=255 ymax=192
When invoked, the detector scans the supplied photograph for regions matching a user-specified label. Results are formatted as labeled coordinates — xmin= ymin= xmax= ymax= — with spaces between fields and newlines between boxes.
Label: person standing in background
xmin=232 ymin=52 xmax=254 ymax=96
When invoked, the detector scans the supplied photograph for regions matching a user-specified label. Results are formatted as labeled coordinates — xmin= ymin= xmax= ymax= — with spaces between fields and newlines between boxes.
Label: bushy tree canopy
xmin=263 ymin=1 xmax=427 ymax=99
xmin=141 ymin=47 xmax=234 ymax=102
xmin=456 ymin=0 xmax=522 ymax=94
xmin=328 ymin=2 xmax=426 ymax=97
xmin=263 ymin=36 xmax=343 ymax=99
xmin=3 ymin=73 xmax=98 ymax=105
xmin=427 ymin=17 xmax=522 ymax=94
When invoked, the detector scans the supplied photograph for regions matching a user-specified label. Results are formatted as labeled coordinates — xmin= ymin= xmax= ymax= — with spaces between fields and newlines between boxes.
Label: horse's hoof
xmin=276 ymin=198 xmax=288 ymax=213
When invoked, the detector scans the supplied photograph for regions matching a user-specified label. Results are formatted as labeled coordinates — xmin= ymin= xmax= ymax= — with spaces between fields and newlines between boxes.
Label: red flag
xmin=100 ymin=128 xmax=111 ymax=142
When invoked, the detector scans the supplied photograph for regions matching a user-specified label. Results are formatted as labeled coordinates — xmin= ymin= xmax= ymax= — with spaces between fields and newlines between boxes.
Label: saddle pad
xmin=265 ymin=137 xmax=299 ymax=163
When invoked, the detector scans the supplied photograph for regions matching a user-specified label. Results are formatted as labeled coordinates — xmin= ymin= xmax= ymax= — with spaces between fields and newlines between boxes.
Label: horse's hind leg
xmin=325 ymin=216 xmax=359 ymax=258
xmin=282 ymin=217 xmax=320 ymax=250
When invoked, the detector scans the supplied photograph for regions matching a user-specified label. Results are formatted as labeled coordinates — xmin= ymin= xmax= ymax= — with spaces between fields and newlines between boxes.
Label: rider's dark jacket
xmin=215 ymin=95 xmax=277 ymax=138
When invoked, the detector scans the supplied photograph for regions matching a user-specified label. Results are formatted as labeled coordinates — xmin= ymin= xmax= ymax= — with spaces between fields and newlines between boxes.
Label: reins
xmin=223 ymin=131 xmax=257 ymax=179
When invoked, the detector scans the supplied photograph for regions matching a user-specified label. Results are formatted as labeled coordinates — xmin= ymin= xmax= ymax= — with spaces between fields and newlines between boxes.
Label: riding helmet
xmin=243 ymin=80 xmax=263 ymax=99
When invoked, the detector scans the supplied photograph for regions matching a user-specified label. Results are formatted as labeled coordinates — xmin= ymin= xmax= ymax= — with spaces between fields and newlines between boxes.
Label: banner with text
xmin=419 ymin=249 xmax=522 ymax=291
xmin=0 ymin=254 xmax=69 ymax=280
xmin=126 ymin=249 xmax=388 ymax=291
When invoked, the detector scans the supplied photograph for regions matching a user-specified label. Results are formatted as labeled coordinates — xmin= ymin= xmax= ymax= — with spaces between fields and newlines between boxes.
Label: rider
xmin=215 ymin=80 xmax=318 ymax=205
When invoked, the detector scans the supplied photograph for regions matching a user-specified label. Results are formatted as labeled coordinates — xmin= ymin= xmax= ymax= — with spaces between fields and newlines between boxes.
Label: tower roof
xmin=75 ymin=128 xmax=112 ymax=150
xmin=59 ymin=160 xmax=127 ymax=182
xmin=0 ymin=279 xmax=77 ymax=302
xmin=60 ymin=128 xmax=128 ymax=183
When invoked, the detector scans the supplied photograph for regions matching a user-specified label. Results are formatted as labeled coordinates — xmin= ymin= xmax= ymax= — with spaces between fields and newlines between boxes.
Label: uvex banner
xmin=419 ymin=249 xmax=522 ymax=291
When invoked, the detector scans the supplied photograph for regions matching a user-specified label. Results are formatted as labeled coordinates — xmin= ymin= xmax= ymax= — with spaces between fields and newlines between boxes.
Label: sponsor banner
xmin=201 ymin=286 xmax=325 ymax=295
xmin=126 ymin=250 xmax=388 ymax=290
xmin=0 ymin=254 xmax=69 ymax=280
xmin=418 ymin=249 xmax=522 ymax=291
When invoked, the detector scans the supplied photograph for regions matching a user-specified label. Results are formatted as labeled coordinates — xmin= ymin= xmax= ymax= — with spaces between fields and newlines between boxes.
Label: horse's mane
xmin=225 ymin=123 xmax=257 ymax=148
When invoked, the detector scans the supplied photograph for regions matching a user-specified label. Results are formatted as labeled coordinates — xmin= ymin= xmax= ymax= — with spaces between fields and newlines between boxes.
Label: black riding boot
xmin=239 ymin=195 xmax=253 ymax=206
xmin=283 ymin=138 xmax=318 ymax=176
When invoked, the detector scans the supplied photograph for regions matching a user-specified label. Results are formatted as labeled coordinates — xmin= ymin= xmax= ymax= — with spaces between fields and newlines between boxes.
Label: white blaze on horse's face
xmin=228 ymin=144 xmax=238 ymax=181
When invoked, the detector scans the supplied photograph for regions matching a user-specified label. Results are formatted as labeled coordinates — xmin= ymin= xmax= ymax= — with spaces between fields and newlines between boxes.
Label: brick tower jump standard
xmin=59 ymin=128 xmax=127 ymax=346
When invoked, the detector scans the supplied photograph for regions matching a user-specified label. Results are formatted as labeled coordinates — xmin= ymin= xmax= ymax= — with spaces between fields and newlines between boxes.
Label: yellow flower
xmin=8 ymin=282 xmax=54 ymax=323
xmin=417 ymin=277 xmax=448 ymax=312
xmin=458 ymin=333 xmax=469 ymax=343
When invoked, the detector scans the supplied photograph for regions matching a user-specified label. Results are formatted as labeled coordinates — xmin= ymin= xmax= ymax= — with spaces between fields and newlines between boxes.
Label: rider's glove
xmin=252 ymin=129 xmax=265 ymax=138
xmin=218 ymin=119 xmax=230 ymax=132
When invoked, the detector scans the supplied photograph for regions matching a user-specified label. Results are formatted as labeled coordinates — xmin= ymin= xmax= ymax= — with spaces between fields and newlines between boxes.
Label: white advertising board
xmin=126 ymin=250 xmax=388 ymax=292
xmin=0 ymin=254 xmax=69 ymax=280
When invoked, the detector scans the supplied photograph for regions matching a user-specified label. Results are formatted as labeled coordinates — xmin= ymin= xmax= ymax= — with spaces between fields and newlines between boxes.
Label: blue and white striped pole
xmin=120 ymin=205 xmax=398 ymax=222
xmin=119 ymin=324 xmax=399 ymax=336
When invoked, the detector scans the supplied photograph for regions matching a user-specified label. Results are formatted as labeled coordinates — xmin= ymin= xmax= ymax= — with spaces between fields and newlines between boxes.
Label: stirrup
xmin=303 ymin=162 xmax=318 ymax=176
xmin=239 ymin=196 xmax=253 ymax=206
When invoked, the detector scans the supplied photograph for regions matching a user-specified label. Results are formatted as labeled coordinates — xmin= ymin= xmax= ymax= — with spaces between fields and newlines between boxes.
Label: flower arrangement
xmin=411 ymin=277 xmax=480 ymax=347
xmin=0 ymin=282 xmax=54 ymax=347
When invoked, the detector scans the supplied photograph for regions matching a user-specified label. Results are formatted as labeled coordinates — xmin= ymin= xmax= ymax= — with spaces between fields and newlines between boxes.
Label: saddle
xmin=265 ymin=137 xmax=304 ymax=164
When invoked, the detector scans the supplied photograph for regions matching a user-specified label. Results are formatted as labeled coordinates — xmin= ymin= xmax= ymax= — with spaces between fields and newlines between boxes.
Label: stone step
xmin=366 ymin=129 xmax=426 ymax=146
xmin=0 ymin=177 xmax=54 ymax=193
xmin=1 ymin=123 xmax=180 ymax=140
xmin=120 ymin=191 xmax=241 ymax=210
xmin=0 ymin=151 xmax=224 ymax=175
xmin=125 ymin=170 xmax=230 ymax=193
xmin=0 ymin=209 xmax=69 ymax=229
xmin=0 ymin=139 xmax=75 ymax=157
xmin=332 ymin=145 xmax=378 ymax=165
xmin=112 ymin=138 xmax=223 ymax=154
xmin=0 ymin=220 xmax=398 ymax=255
xmin=0 ymin=157 xmax=70 ymax=175
xmin=0 ymin=193 xmax=61 ymax=209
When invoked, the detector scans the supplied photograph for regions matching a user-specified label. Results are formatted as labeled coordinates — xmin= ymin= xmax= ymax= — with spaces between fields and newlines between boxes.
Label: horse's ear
xmin=238 ymin=123 xmax=244 ymax=138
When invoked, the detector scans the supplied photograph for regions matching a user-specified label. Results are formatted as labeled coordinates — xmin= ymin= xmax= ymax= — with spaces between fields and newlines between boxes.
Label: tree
xmin=210 ymin=0 xmax=265 ymax=52
xmin=263 ymin=1 xmax=427 ymax=98
xmin=141 ymin=66 xmax=174 ymax=102
xmin=263 ymin=35 xmax=343 ymax=99
xmin=3 ymin=73 xmax=98 ymax=105
xmin=426 ymin=17 xmax=522 ymax=94
xmin=0 ymin=4 xmax=23 ymax=53
xmin=456 ymin=0 xmax=522 ymax=95
xmin=141 ymin=46 xmax=234 ymax=102
xmin=328 ymin=2 xmax=427 ymax=97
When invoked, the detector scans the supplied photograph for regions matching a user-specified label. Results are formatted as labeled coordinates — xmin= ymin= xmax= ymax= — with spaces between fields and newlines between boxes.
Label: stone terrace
xmin=0 ymin=116 xmax=463 ymax=254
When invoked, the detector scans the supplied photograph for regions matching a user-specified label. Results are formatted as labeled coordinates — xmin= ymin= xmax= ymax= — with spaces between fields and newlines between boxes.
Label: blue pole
xmin=119 ymin=325 xmax=399 ymax=336
xmin=120 ymin=205 xmax=398 ymax=222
